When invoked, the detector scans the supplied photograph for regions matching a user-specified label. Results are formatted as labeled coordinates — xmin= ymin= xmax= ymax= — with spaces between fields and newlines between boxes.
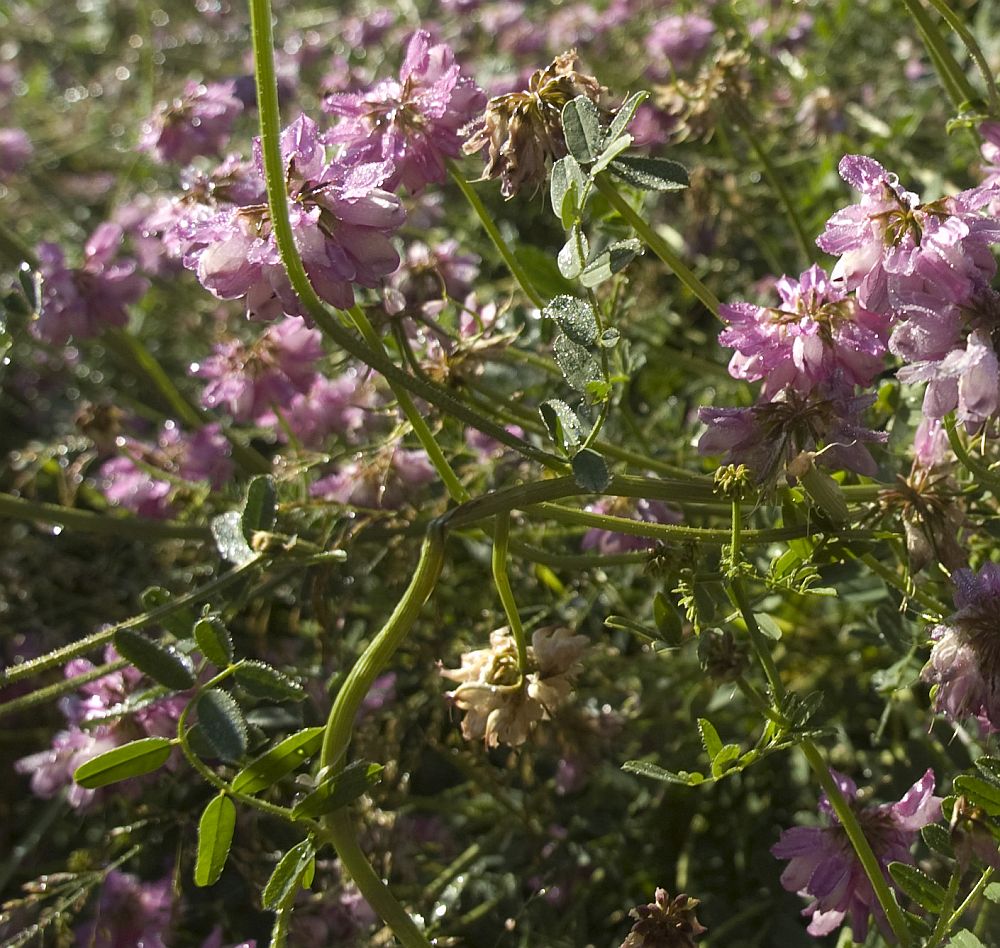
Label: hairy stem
xmin=492 ymin=513 xmax=528 ymax=671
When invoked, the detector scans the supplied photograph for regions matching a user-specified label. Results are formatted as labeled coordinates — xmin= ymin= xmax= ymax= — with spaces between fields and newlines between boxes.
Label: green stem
xmin=323 ymin=809 xmax=433 ymax=948
xmin=1 ymin=554 xmax=265 ymax=686
xmin=446 ymin=160 xmax=545 ymax=309
xmin=0 ymin=223 xmax=38 ymax=269
xmin=245 ymin=11 xmax=561 ymax=470
xmin=952 ymin=867 xmax=994 ymax=932
xmin=944 ymin=412 xmax=1000 ymax=495
xmin=799 ymin=742 xmax=912 ymax=945
xmin=901 ymin=0 xmax=980 ymax=108
xmin=0 ymin=491 xmax=210 ymax=541
xmin=492 ymin=513 xmax=528 ymax=671
xmin=922 ymin=0 xmax=1000 ymax=115
xmin=727 ymin=563 xmax=911 ymax=944
xmin=728 ymin=103 xmax=818 ymax=267
xmin=928 ymin=868 xmax=963 ymax=946
xmin=319 ymin=526 xmax=445 ymax=770
xmin=593 ymin=174 xmax=721 ymax=317
xmin=347 ymin=305 xmax=468 ymax=502
xmin=0 ymin=660 xmax=128 ymax=720
xmin=858 ymin=551 xmax=948 ymax=616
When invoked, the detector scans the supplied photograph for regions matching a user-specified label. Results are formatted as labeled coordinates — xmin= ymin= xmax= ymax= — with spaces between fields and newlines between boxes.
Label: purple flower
xmin=311 ymin=447 xmax=435 ymax=508
xmin=923 ymin=563 xmax=1000 ymax=730
xmin=720 ymin=264 xmax=888 ymax=400
xmin=324 ymin=30 xmax=486 ymax=194
xmin=264 ymin=371 xmax=373 ymax=447
xmin=645 ymin=15 xmax=715 ymax=76
xmin=897 ymin=329 xmax=1000 ymax=427
xmin=581 ymin=498 xmax=682 ymax=554
xmin=699 ymin=390 xmax=886 ymax=484
xmin=383 ymin=239 xmax=480 ymax=316
xmin=15 ymin=647 xmax=186 ymax=808
xmin=34 ymin=223 xmax=149 ymax=344
xmin=0 ymin=127 xmax=31 ymax=176
xmin=100 ymin=422 xmax=233 ymax=518
xmin=185 ymin=114 xmax=404 ymax=318
xmin=772 ymin=769 xmax=940 ymax=941
xmin=140 ymin=80 xmax=243 ymax=164
xmin=194 ymin=316 xmax=322 ymax=422
xmin=817 ymin=155 xmax=1000 ymax=316
xmin=76 ymin=870 xmax=173 ymax=948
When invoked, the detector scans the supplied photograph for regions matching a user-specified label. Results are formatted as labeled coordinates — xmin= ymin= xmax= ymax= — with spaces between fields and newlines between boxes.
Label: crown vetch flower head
xmin=193 ymin=316 xmax=323 ymax=422
xmin=720 ymin=264 xmax=889 ymax=399
xmin=463 ymin=50 xmax=607 ymax=198
xmin=923 ymin=563 xmax=1000 ymax=730
xmin=184 ymin=114 xmax=404 ymax=319
xmin=817 ymin=155 xmax=1000 ymax=316
xmin=771 ymin=769 xmax=940 ymax=941
xmin=620 ymin=888 xmax=707 ymax=948
xmin=35 ymin=223 xmax=149 ymax=344
xmin=324 ymin=30 xmax=485 ymax=194
xmin=140 ymin=79 xmax=243 ymax=165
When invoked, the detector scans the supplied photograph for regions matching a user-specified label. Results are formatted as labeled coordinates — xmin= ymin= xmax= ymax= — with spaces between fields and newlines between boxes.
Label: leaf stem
xmin=922 ymin=0 xmax=1000 ymax=115
xmin=492 ymin=513 xmax=528 ymax=671
xmin=347 ymin=305 xmax=468 ymax=502
xmin=446 ymin=160 xmax=545 ymax=309
xmin=593 ymin=174 xmax=721 ymax=317
xmin=900 ymin=0 xmax=980 ymax=109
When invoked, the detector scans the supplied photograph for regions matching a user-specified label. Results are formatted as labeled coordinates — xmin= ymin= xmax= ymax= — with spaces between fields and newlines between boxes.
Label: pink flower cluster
xmin=35 ymin=223 xmax=149 ymax=344
xmin=15 ymin=647 xmax=187 ymax=809
xmin=140 ymin=80 xmax=244 ymax=165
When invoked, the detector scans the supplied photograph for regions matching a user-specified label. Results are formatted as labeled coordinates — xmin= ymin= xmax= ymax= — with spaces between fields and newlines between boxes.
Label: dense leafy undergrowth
xmin=4 ymin=1 xmax=1000 ymax=945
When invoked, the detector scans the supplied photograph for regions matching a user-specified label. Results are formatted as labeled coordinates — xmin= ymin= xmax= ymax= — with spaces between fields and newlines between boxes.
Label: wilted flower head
xmin=442 ymin=627 xmax=588 ymax=747
xmin=140 ymin=79 xmax=243 ymax=164
xmin=621 ymin=888 xmax=706 ymax=948
xmin=34 ymin=223 xmax=149 ymax=344
xmin=657 ymin=48 xmax=751 ymax=143
xmin=324 ymin=30 xmax=485 ymax=194
xmin=464 ymin=50 xmax=606 ymax=198
xmin=923 ymin=562 xmax=1000 ymax=730
xmin=719 ymin=264 xmax=889 ymax=399
xmin=771 ymin=769 xmax=940 ymax=941
xmin=383 ymin=239 xmax=480 ymax=317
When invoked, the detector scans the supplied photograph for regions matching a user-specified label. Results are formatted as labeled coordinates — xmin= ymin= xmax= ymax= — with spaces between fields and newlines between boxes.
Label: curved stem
xmin=944 ymin=413 xmax=1000 ymax=495
xmin=492 ymin=513 xmax=528 ymax=671
xmin=446 ymin=160 xmax=545 ymax=309
xmin=319 ymin=526 xmax=446 ymax=771
xmin=593 ymin=174 xmax=721 ymax=317
xmin=347 ymin=305 xmax=467 ymax=503
xmin=323 ymin=809 xmax=433 ymax=948
xmin=0 ymin=660 xmax=128 ymax=720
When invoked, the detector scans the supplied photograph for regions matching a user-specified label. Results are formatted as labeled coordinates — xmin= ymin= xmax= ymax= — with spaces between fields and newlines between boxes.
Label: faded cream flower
xmin=442 ymin=627 xmax=588 ymax=748
xmin=463 ymin=51 xmax=607 ymax=198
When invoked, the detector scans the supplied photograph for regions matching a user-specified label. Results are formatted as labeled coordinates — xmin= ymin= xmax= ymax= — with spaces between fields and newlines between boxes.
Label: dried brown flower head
xmin=657 ymin=47 xmax=751 ymax=143
xmin=441 ymin=626 xmax=588 ymax=747
xmin=621 ymin=888 xmax=707 ymax=947
xmin=463 ymin=51 xmax=607 ymax=198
